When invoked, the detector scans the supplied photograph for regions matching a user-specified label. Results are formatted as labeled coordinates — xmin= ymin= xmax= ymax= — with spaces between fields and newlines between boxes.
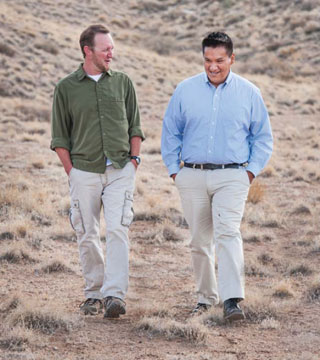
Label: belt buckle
xmin=200 ymin=164 xmax=203 ymax=170
xmin=221 ymin=164 xmax=225 ymax=169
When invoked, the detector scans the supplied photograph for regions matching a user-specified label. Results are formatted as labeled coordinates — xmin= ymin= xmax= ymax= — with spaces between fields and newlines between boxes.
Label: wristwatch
xmin=130 ymin=156 xmax=141 ymax=165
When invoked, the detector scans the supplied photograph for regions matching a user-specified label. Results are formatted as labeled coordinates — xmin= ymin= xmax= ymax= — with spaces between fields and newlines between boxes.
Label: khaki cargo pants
xmin=69 ymin=161 xmax=136 ymax=300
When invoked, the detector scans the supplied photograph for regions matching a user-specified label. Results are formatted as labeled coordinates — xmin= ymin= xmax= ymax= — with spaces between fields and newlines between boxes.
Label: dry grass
xmin=306 ymin=280 xmax=320 ymax=303
xmin=272 ymin=280 xmax=295 ymax=299
xmin=4 ymin=299 xmax=82 ymax=335
xmin=137 ymin=316 xmax=208 ymax=344
xmin=40 ymin=260 xmax=73 ymax=274
xmin=247 ymin=180 xmax=266 ymax=204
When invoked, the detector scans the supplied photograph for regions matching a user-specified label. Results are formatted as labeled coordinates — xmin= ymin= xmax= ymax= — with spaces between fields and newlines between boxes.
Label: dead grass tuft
xmin=0 ymin=231 xmax=14 ymax=240
xmin=0 ymin=42 xmax=15 ymax=57
xmin=259 ymin=317 xmax=280 ymax=330
xmin=0 ymin=335 xmax=29 ymax=352
xmin=306 ymin=280 xmax=320 ymax=303
xmin=40 ymin=260 xmax=72 ymax=274
xmin=0 ymin=249 xmax=36 ymax=264
xmin=291 ymin=205 xmax=312 ymax=216
xmin=272 ymin=281 xmax=295 ymax=299
xmin=247 ymin=181 xmax=265 ymax=204
xmin=35 ymin=40 xmax=59 ymax=55
xmin=162 ymin=223 xmax=184 ymax=242
xmin=289 ymin=264 xmax=313 ymax=276
xmin=9 ymin=303 xmax=81 ymax=335
xmin=137 ymin=316 xmax=208 ymax=344
xmin=244 ymin=301 xmax=279 ymax=323
xmin=0 ymin=297 xmax=21 ymax=315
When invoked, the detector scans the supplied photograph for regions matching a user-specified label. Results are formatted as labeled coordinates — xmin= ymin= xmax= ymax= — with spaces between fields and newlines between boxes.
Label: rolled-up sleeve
xmin=161 ymin=87 xmax=184 ymax=176
xmin=246 ymin=89 xmax=273 ymax=177
xmin=50 ymin=85 xmax=72 ymax=151
xmin=126 ymin=78 xmax=145 ymax=141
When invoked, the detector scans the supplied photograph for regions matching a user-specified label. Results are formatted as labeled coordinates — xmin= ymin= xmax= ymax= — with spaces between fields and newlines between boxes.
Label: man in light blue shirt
xmin=161 ymin=32 xmax=273 ymax=321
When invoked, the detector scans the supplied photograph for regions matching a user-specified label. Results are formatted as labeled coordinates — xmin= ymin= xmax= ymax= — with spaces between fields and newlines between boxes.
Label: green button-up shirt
xmin=51 ymin=64 xmax=145 ymax=173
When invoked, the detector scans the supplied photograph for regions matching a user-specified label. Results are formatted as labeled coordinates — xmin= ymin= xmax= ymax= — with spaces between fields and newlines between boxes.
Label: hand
xmin=171 ymin=173 xmax=177 ymax=181
xmin=246 ymin=171 xmax=255 ymax=184
xmin=131 ymin=159 xmax=138 ymax=170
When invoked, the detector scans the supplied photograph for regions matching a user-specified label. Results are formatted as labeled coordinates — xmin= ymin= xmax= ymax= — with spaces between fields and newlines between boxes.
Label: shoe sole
xmin=224 ymin=310 xmax=245 ymax=322
xmin=104 ymin=302 xmax=126 ymax=319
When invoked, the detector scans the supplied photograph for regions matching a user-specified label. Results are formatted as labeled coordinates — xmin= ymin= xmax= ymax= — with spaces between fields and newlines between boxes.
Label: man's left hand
xmin=246 ymin=171 xmax=255 ymax=184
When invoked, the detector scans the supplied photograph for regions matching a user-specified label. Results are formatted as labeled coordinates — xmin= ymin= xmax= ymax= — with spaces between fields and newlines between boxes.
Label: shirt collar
xmin=76 ymin=64 xmax=113 ymax=81
xmin=203 ymin=70 xmax=234 ymax=87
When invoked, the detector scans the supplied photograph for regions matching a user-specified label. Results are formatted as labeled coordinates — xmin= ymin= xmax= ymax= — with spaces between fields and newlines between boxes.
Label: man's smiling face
xmin=203 ymin=46 xmax=234 ymax=87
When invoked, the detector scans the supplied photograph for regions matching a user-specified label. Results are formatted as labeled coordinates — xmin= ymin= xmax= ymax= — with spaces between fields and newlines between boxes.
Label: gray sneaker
xmin=104 ymin=296 xmax=126 ymax=318
xmin=79 ymin=298 xmax=103 ymax=315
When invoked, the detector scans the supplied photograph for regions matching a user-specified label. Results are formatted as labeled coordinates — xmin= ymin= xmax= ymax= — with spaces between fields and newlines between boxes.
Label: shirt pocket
xmin=105 ymin=97 xmax=127 ymax=121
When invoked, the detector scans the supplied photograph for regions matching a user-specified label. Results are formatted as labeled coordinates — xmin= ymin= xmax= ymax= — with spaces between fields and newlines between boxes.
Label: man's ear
xmin=230 ymin=53 xmax=235 ymax=65
xmin=84 ymin=45 xmax=92 ymax=57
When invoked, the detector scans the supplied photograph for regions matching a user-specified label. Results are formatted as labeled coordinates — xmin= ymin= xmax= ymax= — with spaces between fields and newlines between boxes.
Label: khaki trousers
xmin=175 ymin=167 xmax=250 ymax=305
xmin=68 ymin=162 xmax=136 ymax=300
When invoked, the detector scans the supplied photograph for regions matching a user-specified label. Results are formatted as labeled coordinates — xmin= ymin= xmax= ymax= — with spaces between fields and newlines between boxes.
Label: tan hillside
xmin=0 ymin=0 xmax=320 ymax=359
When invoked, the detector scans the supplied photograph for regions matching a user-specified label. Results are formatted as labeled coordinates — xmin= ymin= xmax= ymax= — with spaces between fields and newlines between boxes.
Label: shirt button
xmin=99 ymin=99 xmax=102 ymax=102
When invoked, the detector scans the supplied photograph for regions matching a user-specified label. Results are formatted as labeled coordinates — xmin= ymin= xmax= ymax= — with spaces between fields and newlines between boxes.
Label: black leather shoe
xmin=223 ymin=298 xmax=245 ymax=321
xmin=192 ymin=303 xmax=212 ymax=315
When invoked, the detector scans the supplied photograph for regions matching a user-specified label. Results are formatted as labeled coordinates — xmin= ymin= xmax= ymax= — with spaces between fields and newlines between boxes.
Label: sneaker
xmin=103 ymin=296 xmax=126 ymax=318
xmin=79 ymin=298 xmax=103 ymax=315
xmin=223 ymin=298 xmax=245 ymax=321
xmin=192 ymin=303 xmax=212 ymax=315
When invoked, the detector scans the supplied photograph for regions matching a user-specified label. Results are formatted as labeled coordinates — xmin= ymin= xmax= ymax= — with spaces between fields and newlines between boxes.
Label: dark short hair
xmin=79 ymin=24 xmax=110 ymax=58
xmin=202 ymin=32 xmax=233 ymax=56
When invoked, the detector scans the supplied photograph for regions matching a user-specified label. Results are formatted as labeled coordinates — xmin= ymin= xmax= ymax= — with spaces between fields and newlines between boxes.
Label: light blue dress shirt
xmin=161 ymin=71 xmax=273 ymax=177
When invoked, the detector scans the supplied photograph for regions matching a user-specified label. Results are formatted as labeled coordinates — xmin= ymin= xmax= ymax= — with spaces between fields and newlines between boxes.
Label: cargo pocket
xmin=69 ymin=200 xmax=85 ymax=234
xmin=121 ymin=191 xmax=134 ymax=227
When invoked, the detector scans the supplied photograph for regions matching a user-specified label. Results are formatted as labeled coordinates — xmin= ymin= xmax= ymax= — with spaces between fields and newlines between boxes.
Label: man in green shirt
xmin=51 ymin=24 xmax=145 ymax=319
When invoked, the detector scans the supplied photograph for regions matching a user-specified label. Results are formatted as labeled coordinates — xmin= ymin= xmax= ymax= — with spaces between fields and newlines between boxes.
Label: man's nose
xmin=209 ymin=63 xmax=218 ymax=71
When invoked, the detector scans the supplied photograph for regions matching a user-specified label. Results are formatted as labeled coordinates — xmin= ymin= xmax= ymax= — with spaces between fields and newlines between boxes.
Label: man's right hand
xmin=171 ymin=174 xmax=177 ymax=181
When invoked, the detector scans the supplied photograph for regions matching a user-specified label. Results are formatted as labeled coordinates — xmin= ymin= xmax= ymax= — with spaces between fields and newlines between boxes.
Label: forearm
xmin=130 ymin=136 xmax=142 ymax=156
xmin=55 ymin=147 xmax=73 ymax=175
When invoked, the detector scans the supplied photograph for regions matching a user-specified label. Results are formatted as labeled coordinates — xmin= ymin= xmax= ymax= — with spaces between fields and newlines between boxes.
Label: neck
xmin=83 ymin=62 xmax=102 ymax=76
